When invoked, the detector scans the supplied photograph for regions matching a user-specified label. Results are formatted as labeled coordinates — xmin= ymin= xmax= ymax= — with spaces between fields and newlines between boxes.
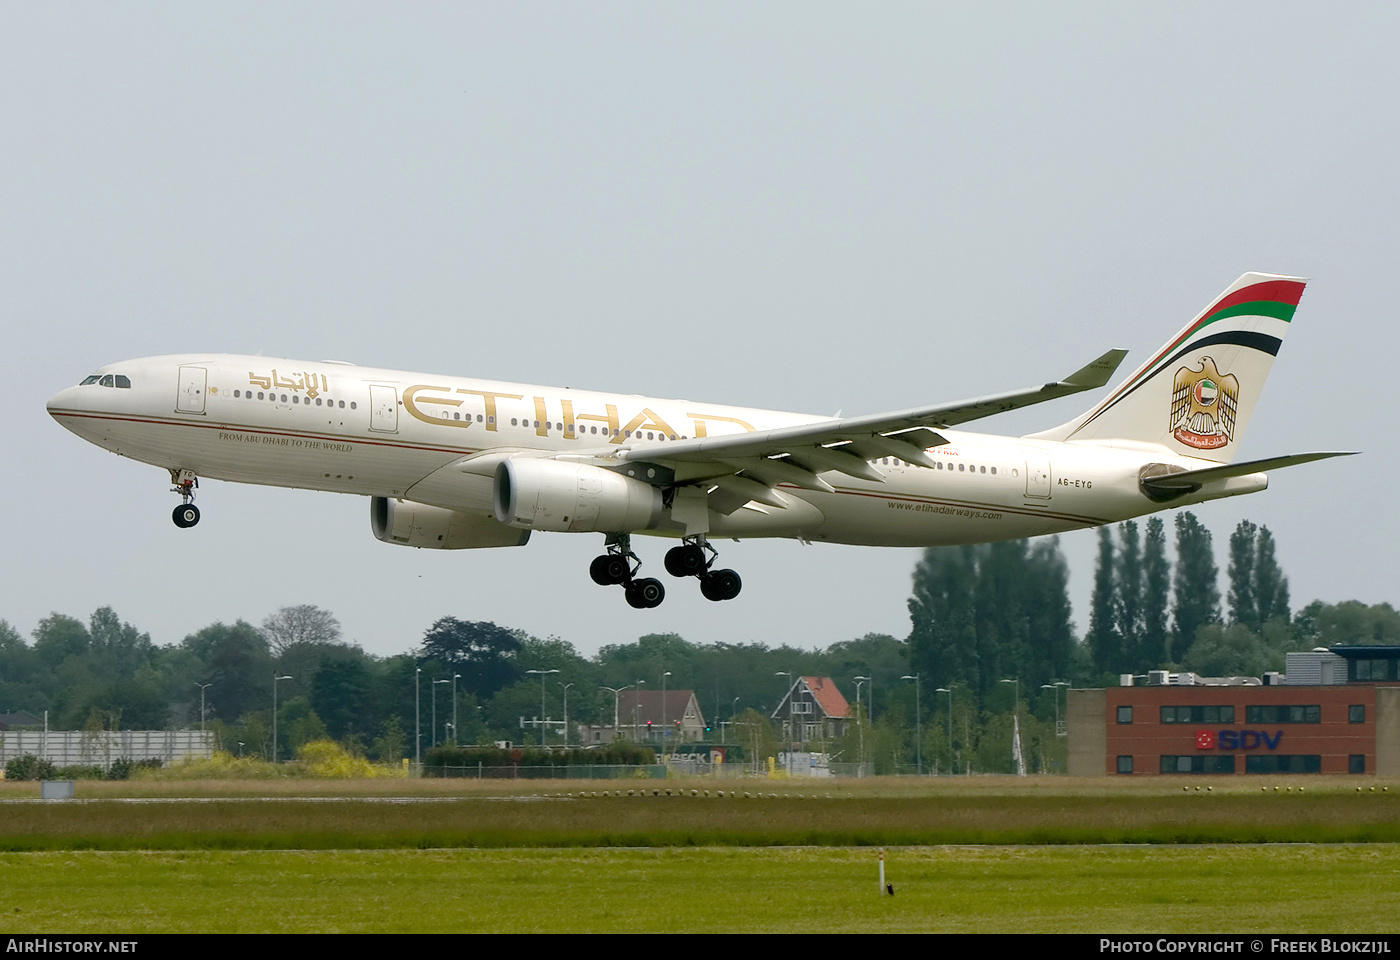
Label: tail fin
xmin=1028 ymin=272 xmax=1306 ymax=463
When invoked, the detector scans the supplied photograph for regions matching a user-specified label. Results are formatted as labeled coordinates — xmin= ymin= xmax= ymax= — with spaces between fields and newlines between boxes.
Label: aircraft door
xmin=369 ymin=385 xmax=399 ymax=433
xmin=176 ymin=366 xmax=207 ymax=415
xmin=1025 ymin=452 xmax=1052 ymax=499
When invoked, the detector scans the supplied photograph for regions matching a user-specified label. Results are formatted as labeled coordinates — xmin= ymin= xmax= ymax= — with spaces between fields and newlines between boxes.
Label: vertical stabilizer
xmin=1028 ymin=273 xmax=1306 ymax=464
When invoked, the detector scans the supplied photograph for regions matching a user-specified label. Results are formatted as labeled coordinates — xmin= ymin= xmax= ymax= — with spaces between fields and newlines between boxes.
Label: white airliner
xmin=48 ymin=273 xmax=1350 ymax=609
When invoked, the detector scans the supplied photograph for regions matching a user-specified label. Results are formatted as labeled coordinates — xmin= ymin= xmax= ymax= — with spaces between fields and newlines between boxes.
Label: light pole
xmin=602 ymin=685 xmax=634 ymax=739
xmin=936 ymin=687 xmax=952 ymax=775
xmin=661 ymin=671 xmax=671 ymax=748
xmin=452 ymin=673 xmax=461 ymax=745
xmin=901 ymin=674 xmax=921 ymax=775
xmin=1000 ymin=677 xmax=1020 ymax=720
xmin=432 ymin=678 xmax=450 ymax=748
xmin=560 ymin=681 xmax=573 ymax=747
xmin=1042 ymin=681 xmax=1069 ymax=737
xmin=775 ymin=671 xmax=792 ymax=774
xmin=196 ymin=682 xmax=212 ymax=735
xmin=634 ymin=680 xmax=645 ymax=741
xmin=854 ymin=676 xmax=870 ymax=777
xmin=272 ymin=674 xmax=292 ymax=763
xmin=415 ymin=667 xmax=421 ymax=770
xmin=527 ymin=669 xmax=559 ymax=745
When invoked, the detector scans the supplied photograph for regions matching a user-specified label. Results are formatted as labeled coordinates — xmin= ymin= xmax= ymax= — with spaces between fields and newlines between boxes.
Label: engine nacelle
xmin=371 ymin=496 xmax=531 ymax=549
xmin=493 ymin=459 xmax=663 ymax=533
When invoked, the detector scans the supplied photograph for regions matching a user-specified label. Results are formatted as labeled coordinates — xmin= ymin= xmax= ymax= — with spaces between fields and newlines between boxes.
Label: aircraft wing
xmin=613 ymin=349 xmax=1127 ymax=494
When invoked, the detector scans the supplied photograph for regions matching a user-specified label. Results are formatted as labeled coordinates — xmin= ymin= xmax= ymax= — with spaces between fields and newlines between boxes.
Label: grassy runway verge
xmin=3 ymin=845 xmax=1399 ymax=933
xmin=0 ymin=781 xmax=1397 ymax=849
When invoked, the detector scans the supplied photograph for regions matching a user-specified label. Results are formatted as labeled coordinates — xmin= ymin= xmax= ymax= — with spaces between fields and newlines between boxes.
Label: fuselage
xmin=46 ymin=353 xmax=1265 ymax=548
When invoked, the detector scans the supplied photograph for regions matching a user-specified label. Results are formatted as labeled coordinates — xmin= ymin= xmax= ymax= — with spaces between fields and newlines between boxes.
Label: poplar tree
xmin=1142 ymin=517 xmax=1171 ymax=664
xmin=1115 ymin=521 xmax=1144 ymax=667
xmin=1253 ymin=526 xmax=1290 ymax=624
xmin=1172 ymin=512 xmax=1221 ymax=654
xmin=1087 ymin=526 xmax=1121 ymax=674
xmin=1228 ymin=520 xmax=1259 ymax=630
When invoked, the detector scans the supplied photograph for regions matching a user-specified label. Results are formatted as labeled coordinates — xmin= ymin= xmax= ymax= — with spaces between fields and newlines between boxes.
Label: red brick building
xmin=1068 ymin=647 xmax=1400 ymax=777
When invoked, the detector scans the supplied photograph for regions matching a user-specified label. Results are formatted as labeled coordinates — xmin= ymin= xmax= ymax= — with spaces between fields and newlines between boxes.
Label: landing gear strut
xmin=589 ymin=534 xmax=665 ymax=609
xmin=170 ymin=469 xmax=200 ymax=528
xmin=664 ymin=536 xmax=742 ymax=602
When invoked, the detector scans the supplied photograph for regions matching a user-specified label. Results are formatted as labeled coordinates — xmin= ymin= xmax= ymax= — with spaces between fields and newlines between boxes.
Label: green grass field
xmin=4 ymin=845 xmax=1399 ymax=933
xmin=3 ymin=776 xmax=1398 ymax=932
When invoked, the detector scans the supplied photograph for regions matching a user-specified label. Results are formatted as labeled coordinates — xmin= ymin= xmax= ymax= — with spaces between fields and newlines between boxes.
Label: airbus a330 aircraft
xmin=48 ymin=273 xmax=1351 ymax=609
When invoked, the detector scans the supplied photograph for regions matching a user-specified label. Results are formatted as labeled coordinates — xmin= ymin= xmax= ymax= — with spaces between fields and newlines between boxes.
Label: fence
xmin=0 ymin=730 xmax=215 ymax=770
xmin=422 ymin=764 xmax=668 ymax=780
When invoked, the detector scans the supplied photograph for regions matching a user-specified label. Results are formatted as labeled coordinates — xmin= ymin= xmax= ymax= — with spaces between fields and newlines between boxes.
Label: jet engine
xmin=493 ymin=459 xmax=663 ymax=533
xmin=371 ymin=496 xmax=530 ymax=549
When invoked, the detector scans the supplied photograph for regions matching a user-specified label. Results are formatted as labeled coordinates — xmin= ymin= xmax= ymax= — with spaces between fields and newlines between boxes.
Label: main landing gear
xmin=170 ymin=469 xmax=200 ymax=528
xmin=590 ymin=535 xmax=742 ymax=609
xmin=665 ymin=537 xmax=742 ymax=602
xmin=589 ymin=535 xmax=665 ymax=609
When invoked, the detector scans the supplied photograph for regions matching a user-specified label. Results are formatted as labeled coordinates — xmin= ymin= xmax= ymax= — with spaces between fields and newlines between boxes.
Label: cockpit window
xmin=99 ymin=375 xmax=115 ymax=387
xmin=114 ymin=375 xmax=131 ymax=388
xmin=80 ymin=373 xmax=132 ymax=388
xmin=80 ymin=375 xmax=100 ymax=385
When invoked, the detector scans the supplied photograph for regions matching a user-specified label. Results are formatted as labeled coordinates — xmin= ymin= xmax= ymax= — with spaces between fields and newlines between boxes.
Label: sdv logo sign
xmin=1195 ymin=729 xmax=1283 ymax=750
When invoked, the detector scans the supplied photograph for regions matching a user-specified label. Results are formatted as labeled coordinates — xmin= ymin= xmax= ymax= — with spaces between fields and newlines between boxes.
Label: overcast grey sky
xmin=3 ymin=3 xmax=1395 ymax=658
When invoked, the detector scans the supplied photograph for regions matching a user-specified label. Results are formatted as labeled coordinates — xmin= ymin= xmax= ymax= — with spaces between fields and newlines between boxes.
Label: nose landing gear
xmin=664 ymin=537 xmax=742 ymax=602
xmin=170 ymin=469 xmax=200 ymax=528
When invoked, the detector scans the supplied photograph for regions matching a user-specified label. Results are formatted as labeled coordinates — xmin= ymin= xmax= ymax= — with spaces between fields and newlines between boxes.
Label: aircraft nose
xmin=47 ymin=385 xmax=85 ymax=420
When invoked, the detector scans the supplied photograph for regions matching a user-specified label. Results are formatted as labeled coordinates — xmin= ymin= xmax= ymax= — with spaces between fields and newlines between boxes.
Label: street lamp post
xmin=560 ymin=681 xmax=573 ymax=747
xmin=602 ymin=685 xmax=634 ymax=739
xmin=775 ymin=671 xmax=793 ymax=774
xmin=853 ymin=676 xmax=870 ymax=777
xmin=432 ymin=678 xmax=450 ymax=748
xmin=452 ymin=673 xmax=461 ymax=745
xmin=936 ymin=687 xmax=952 ymax=775
xmin=526 ymin=669 xmax=559 ymax=745
xmin=661 ymin=671 xmax=671 ymax=748
xmin=1042 ymin=681 xmax=1069 ymax=737
xmin=196 ymin=682 xmax=212 ymax=735
xmin=415 ymin=667 xmax=421 ymax=771
xmin=901 ymin=674 xmax=921 ymax=775
xmin=272 ymin=674 xmax=293 ymax=763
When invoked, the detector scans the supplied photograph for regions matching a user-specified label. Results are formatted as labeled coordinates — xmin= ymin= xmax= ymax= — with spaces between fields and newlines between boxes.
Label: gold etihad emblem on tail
xmin=1170 ymin=356 xmax=1238 ymax=450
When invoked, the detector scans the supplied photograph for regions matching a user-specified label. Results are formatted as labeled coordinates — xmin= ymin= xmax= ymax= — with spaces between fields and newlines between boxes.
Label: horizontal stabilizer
xmin=1140 ymin=451 xmax=1357 ymax=500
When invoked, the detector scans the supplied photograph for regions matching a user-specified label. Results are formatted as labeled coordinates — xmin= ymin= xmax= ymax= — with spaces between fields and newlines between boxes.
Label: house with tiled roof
xmin=771 ymin=677 xmax=849 ymax=745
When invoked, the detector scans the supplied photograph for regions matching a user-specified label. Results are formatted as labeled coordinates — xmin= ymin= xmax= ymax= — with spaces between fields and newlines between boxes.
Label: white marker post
xmin=878 ymin=847 xmax=886 ymax=894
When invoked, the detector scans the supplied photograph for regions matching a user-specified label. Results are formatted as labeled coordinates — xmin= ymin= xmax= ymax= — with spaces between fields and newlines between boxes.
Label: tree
xmin=1253 ymin=526 xmax=1290 ymax=625
xmin=908 ymin=545 xmax=981 ymax=695
xmin=908 ymin=539 xmax=1076 ymax=703
xmin=1172 ymin=512 xmax=1221 ymax=654
xmin=32 ymin=614 xmax=90 ymax=671
xmin=1228 ymin=520 xmax=1259 ymax=630
xmin=310 ymin=654 xmax=374 ymax=743
xmin=179 ymin=621 xmax=273 ymax=723
xmin=419 ymin=619 xmax=522 ymax=698
xmin=1115 ymin=521 xmax=1144 ymax=667
xmin=1142 ymin=517 xmax=1171 ymax=665
xmin=1294 ymin=601 xmax=1400 ymax=647
xmin=261 ymin=605 xmax=343 ymax=657
xmin=1087 ymin=527 xmax=1121 ymax=674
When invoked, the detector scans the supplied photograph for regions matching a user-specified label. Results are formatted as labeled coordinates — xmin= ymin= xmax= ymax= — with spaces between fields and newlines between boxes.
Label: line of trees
xmin=1 ymin=512 xmax=1395 ymax=773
